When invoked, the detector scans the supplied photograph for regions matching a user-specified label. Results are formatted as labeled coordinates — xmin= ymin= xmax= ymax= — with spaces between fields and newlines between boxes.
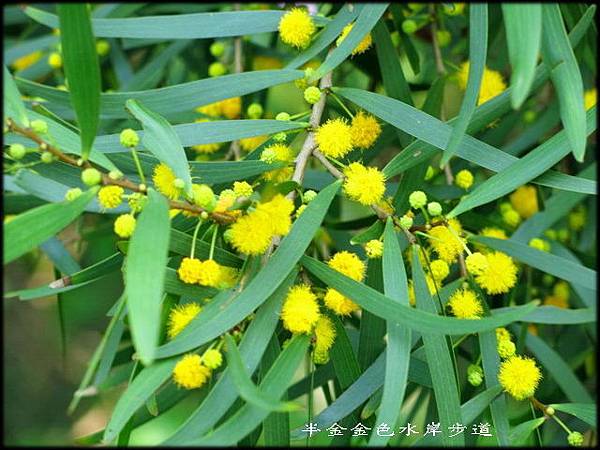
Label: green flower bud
xmin=210 ymin=41 xmax=225 ymax=57
xmin=128 ymin=192 xmax=147 ymax=213
xmin=172 ymin=178 xmax=185 ymax=189
xmin=303 ymin=190 xmax=318 ymax=203
xmin=260 ymin=147 xmax=278 ymax=163
xmin=31 ymin=119 xmax=48 ymax=134
xmin=8 ymin=143 xmax=26 ymax=160
xmin=108 ymin=170 xmax=123 ymax=180
xmin=119 ymin=128 xmax=139 ymax=148
xmin=402 ymin=19 xmax=418 ymax=34
xmin=64 ymin=187 xmax=83 ymax=201
xmin=208 ymin=62 xmax=227 ymax=77
xmin=408 ymin=190 xmax=427 ymax=209
xmin=223 ymin=228 xmax=234 ymax=243
xmin=200 ymin=211 xmax=209 ymax=220
xmin=399 ymin=214 xmax=414 ymax=229
xmin=40 ymin=151 xmax=54 ymax=164
xmin=523 ymin=110 xmax=537 ymax=123
xmin=545 ymin=406 xmax=555 ymax=416
xmin=497 ymin=339 xmax=516 ymax=359
xmin=542 ymin=273 xmax=555 ymax=287
xmin=467 ymin=364 xmax=484 ymax=386
xmin=246 ymin=103 xmax=263 ymax=119
xmin=427 ymin=201 xmax=442 ymax=216
xmin=192 ymin=184 xmax=216 ymax=211
xmin=96 ymin=39 xmax=111 ymax=56
xmin=436 ymin=30 xmax=451 ymax=47
xmin=567 ymin=431 xmax=584 ymax=447
xmin=275 ymin=112 xmax=291 ymax=121
xmin=304 ymin=86 xmax=321 ymax=104
xmin=81 ymin=168 xmax=102 ymax=186
xmin=424 ymin=165 xmax=435 ymax=180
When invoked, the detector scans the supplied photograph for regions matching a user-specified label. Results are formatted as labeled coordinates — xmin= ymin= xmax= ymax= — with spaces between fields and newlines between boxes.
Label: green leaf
xmin=4 ymin=186 xmax=97 ymax=264
xmin=440 ymin=3 xmax=487 ymax=168
xmin=509 ymin=417 xmax=546 ymax=445
xmin=125 ymin=99 xmax=193 ymax=195
xmin=185 ymin=335 xmax=310 ymax=446
xmin=168 ymin=229 xmax=242 ymax=267
xmin=155 ymin=181 xmax=341 ymax=358
xmin=541 ymin=4 xmax=587 ymax=161
xmin=163 ymin=268 xmax=218 ymax=298
xmin=4 ymin=65 xmax=29 ymax=127
xmin=224 ymin=334 xmax=300 ymax=412
xmin=349 ymin=220 xmax=384 ymax=245
xmin=548 ymin=403 xmax=596 ymax=427
xmin=57 ymin=4 xmax=101 ymax=161
xmin=124 ymin=188 xmax=170 ymax=365
xmin=163 ymin=271 xmax=296 ymax=444
xmin=334 ymin=87 xmax=596 ymax=195
xmin=502 ymin=4 xmax=543 ymax=109
xmin=369 ymin=219 xmax=411 ymax=446
xmin=301 ymin=255 xmax=538 ymax=335
xmin=16 ymin=70 xmax=304 ymax=119
xmin=358 ymin=260 xmax=385 ymax=370
xmin=447 ymin=108 xmax=597 ymax=218
xmin=309 ymin=4 xmax=389 ymax=82
xmin=493 ymin=306 xmax=595 ymax=325
xmin=468 ymin=236 xmax=596 ymax=290
xmin=411 ymin=244 xmax=463 ymax=447
xmin=261 ymin=336 xmax=289 ymax=446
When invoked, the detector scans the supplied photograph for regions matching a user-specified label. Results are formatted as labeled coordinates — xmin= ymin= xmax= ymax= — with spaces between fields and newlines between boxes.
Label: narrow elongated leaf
xmin=224 ymin=334 xmax=300 ymax=412
xmin=548 ymin=403 xmax=596 ymax=427
xmin=441 ymin=3 xmax=487 ymax=168
xmin=369 ymin=219 xmax=411 ymax=446
xmin=411 ymin=245 xmax=463 ymax=447
xmin=126 ymin=99 xmax=192 ymax=195
xmin=155 ymin=181 xmax=341 ymax=358
xmin=493 ymin=306 xmax=595 ymax=325
xmin=168 ymin=229 xmax=242 ymax=267
xmin=261 ymin=336 xmax=289 ymax=446
xmin=57 ymin=4 xmax=101 ymax=160
xmin=541 ymin=4 xmax=587 ymax=161
xmin=310 ymin=4 xmax=389 ymax=82
xmin=124 ymin=188 xmax=170 ymax=365
xmin=469 ymin=236 xmax=596 ymax=290
xmin=502 ymin=4 xmax=542 ymax=109
xmin=301 ymin=255 xmax=538 ymax=335
xmin=3 ymin=65 xmax=29 ymax=127
xmin=509 ymin=418 xmax=546 ymax=445
xmin=4 ymin=186 xmax=97 ymax=264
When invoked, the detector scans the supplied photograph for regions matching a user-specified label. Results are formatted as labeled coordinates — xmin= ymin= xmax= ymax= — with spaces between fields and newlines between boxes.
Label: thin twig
xmin=312 ymin=149 xmax=343 ymax=179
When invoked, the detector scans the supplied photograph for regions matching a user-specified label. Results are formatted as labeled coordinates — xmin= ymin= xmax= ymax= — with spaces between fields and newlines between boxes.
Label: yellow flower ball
xmin=447 ymin=287 xmax=483 ymax=319
xmin=336 ymin=23 xmax=373 ymax=55
xmin=12 ymin=50 xmax=42 ymax=71
xmin=153 ymin=163 xmax=182 ymax=199
xmin=474 ymin=251 xmax=518 ymax=295
xmin=172 ymin=354 xmax=211 ymax=389
xmin=281 ymin=284 xmax=321 ymax=334
xmin=428 ymin=224 xmax=464 ymax=264
xmin=167 ymin=302 xmax=202 ymax=339
xmin=219 ymin=97 xmax=242 ymax=119
xmin=98 ymin=186 xmax=124 ymax=209
xmin=568 ymin=208 xmax=586 ymax=231
xmin=553 ymin=281 xmax=570 ymax=301
xmin=465 ymin=252 xmax=489 ymax=275
xmin=113 ymin=214 xmax=136 ymax=238
xmin=202 ymin=348 xmax=223 ymax=370
xmin=496 ymin=327 xmax=511 ymax=342
xmin=315 ymin=118 xmax=354 ymax=158
xmin=229 ymin=212 xmax=273 ymax=255
xmin=196 ymin=102 xmax=222 ymax=117
xmin=313 ymin=315 xmax=336 ymax=364
xmin=429 ymin=259 xmax=449 ymax=282
xmin=502 ymin=208 xmax=522 ymax=228
xmin=481 ymin=227 xmax=508 ymax=240
xmin=343 ymin=162 xmax=386 ymax=206
xmin=278 ymin=7 xmax=316 ymax=49
xmin=455 ymin=169 xmax=474 ymax=190
xmin=350 ymin=111 xmax=382 ymax=149
xmin=456 ymin=62 xmax=507 ymax=105
xmin=497 ymin=339 xmax=516 ymax=359
xmin=365 ymin=239 xmax=384 ymax=259
xmin=255 ymin=194 xmax=295 ymax=236
xmin=324 ymin=288 xmax=359 ymax=316
xmin=178 ymin=257 xmax=204 ymax=284
xmin=328 ymin=251 xmax=365 ymax=281
xmin=48 ymin=52 xmax=62 ymax=69
xmin=198 ymin=259 xmax=222 ymax=287
xmin=509 ymin=185 xmax=538 ymax=219
xmin=584 ymin=88 xmax=596 ymax=110
xmin=239 ymin=135 xmax=267 ymax=152
xmin=261 ymin=144 xmax=294 ymax=182
xmin=528 ymin=238 xmax=550 ymax=252
xmin=233 ymin=181 xmax=253 ymax=198
xmin=498 ymin=355 xmax=542 ymax=400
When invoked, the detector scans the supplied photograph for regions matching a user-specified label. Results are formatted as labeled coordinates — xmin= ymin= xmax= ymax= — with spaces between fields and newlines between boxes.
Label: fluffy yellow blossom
xmin=12 ymin=50 xmax=43 ymax=71
xmin=324 ymin=288 xmax=359 ymax=316
xmin=365 ymin=239 xmax=384 ymax=259
xmin=153 ymin=163 xmax=182 ymax=199
xmin=481 ymin=227 xmax=507 ymax=240
xmin=228 ymin=213 xmax=273 ymax=255
xmin=328 ymin=251 xmax=365 ymax=281
xmin=239 ymin=135 xmax=267 ymax=152
xmin=202 ymin=348 xmax=223 ymax=370
xmin=281 ymin=284 xmax=321 ymax=334
xmin=496 ymin=327 xmax=511 ymax=342
xmin=233 ymin=181 xmax=253 ymax=198
xmin=313 ymin=315 xmax=336 ymax=364
xmin=336 ymin=23 xmax=373 ymax=55
xmin=261 ymin=143 xmax=294 ymax=182
xmin=167 ymin=303 xmax=202 ymax=339
xmin=48 ymin=52 xmax=62 ymax=69
xmin=474 ymin=251 xmax=518 ymax=295
xmin=429 ymin=259 xmax=449 ymax=282
xmin=509 ymin=185 xmax=538 ymax=219
xmin=255 ymin=194 xmax=295 ymax=236
xmin=113 ymin=214 xmax=136 ymax=238
xmin=456 ymin=62 xmax=507 ymax=105
xmin=497 ymin=339 xmax=516 ymax=359
xmin=543 ymin=295 xmax=568 ymax=309
xmin=350 ymin=111 xmax=381 ymax=149
xmin=498 ymin=355 xmax=542 ymax=400
xmin=196 ymin=102 xmax=222 ymax=117
xmin=584 ymin=88 xmax=597 ymax=110
xmin=178 ymin=257 xmax=203 ymax=284
xmin=220 ymin=97 xmax=242 ymax=119
xmin=278 ymin=7 xmax=316 ymax=49
xmin=343 ymin=162 xmax=386 ymax=205
xmin=428 ymin=224 xmax=464 ymax=263
xmin=315 ymin=118 xmax=353 ymax=158
xmin=98 ymin=186 xmax=124 ymax=209
xmin=198 ymin=259 xmax=222 ymax=287
xmin=447 ymin=287 xmax=483 ymax=319
xmin=172 ymin=354 xmax=211 ymax=389
xmin=465 ymin=252 xmax=489 ymax=275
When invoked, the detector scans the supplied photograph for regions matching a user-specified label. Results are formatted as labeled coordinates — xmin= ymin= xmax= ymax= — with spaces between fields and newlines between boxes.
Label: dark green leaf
xmin=4 ymin=65 xmax=29 ymax=127
xmin=548 ymin=403 xmax=596 ymax=427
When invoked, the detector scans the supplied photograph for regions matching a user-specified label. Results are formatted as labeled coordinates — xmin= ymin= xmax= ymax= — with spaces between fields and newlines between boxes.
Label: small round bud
xmin=76 ymin=158 xmax=84 ymax=166
xmin=502 ymin=208 xmax=521 ymax=227
xmin=40 ymin=142 xmax=48 ymax=151
xmin=557 ymin=228 xmax=569 ymax=243
xmin=408 ymin=190 xmax=427 ymax=209
xmin=173 ymin=178 xmax=185 ymax=189
xmin=210 ymin=41 xmax=225 ymax=57
xmin=467 ymin=364 xmax=484 ymax=386
xmin=202 ymin=348 xmax=223 ymax=370
xmin=544 ymin=229 xmax=557 ymax=240
xmin=399 ymin=214 xmax=414 ymax=229
xmin=303 ymin=190 xmax=318 ymax=203
xmin=48 ymin=52 xmax=62 ymax=69
xmin=365 ymin=239 xmax=384 ymax=259
xmin=497 ymin=339 xmax=516 ymax=359
xmin=275 ymin=112 xmax=291 ymax=121
xmin=64 ymin=187 xmax=82 ymax=201
xmin=81 ymin=168 xmax=102 ymax=186
xmin=528 ymin=238 xmax=550 ymax=252
xmin=200 ymin=211 xmax=209 ymax=220
xmin=31 ymin=119 xmax=48 ymax=134
xmin=542 ymin=273 xmax=555 ymax=287
xmin=208 ymin=62 xmax=227 ymax=77
xmin=273 ymin=132 xmax=287 ymax=142
xmin=96 ymin=39 xmax=111 ymax=56
xmin=427 ymin=201 xmax=442 ymax=217
xmin=128 ymin=192 xmax=147 ymax=213
xmin=40 ymin=151 xmax=54 ymax=164
xmin=260 ymin=147 xmax=278 ymax=163
xmin=455 ymin=169 xmax=474 ymax=190
xmin=138 ymin=183 xmax=147 ymax=192
xmin=523 ymin=110 xmax=537 ymax=123
xmin=119 ymin=128 xmax=139 ymax=148
xmin=223 ymin=228 xmax=234 ymax=243
xmin=567 ymin=431 xmax=584 ymax=447
xmin=246 ymin=103 xmax=263 ymax=119
xmin=304 ymin=67 xmax=315 ymax=80
xmin=192 ymin=184 xmax=216 ymax=211
xmin=304 ymin=86 xmax=321 ymax=104
xmin=402 ymin=19 xmax=418 ymax=34
xmin=545 ymin=406 xmax=555 ymax=416
xmin=233 ymin=181 xmax=253 ymax=198
xmin=108 ymin=169 xmax=123 ymax=180
xmin=436 ymin=30 xmax=451 ymax=47
xmin=8 ymin=143 xmax=26 ymax=160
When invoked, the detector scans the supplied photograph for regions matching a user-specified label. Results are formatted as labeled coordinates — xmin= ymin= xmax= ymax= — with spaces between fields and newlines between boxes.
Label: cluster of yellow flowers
xmin=323 ymin=251 xmax=366 ymax=315
xmin=260 ymin=143 xmax=295 ymax=182
xmin=196 ymin=97 xmax=242 ymax=120
xmin=447 ymin=286 xmax=483 ymax=319
xmin=178 ymin=257 xmax=238 ymax=289
xmin=315 ymin=111 xmax=382 ymax=158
